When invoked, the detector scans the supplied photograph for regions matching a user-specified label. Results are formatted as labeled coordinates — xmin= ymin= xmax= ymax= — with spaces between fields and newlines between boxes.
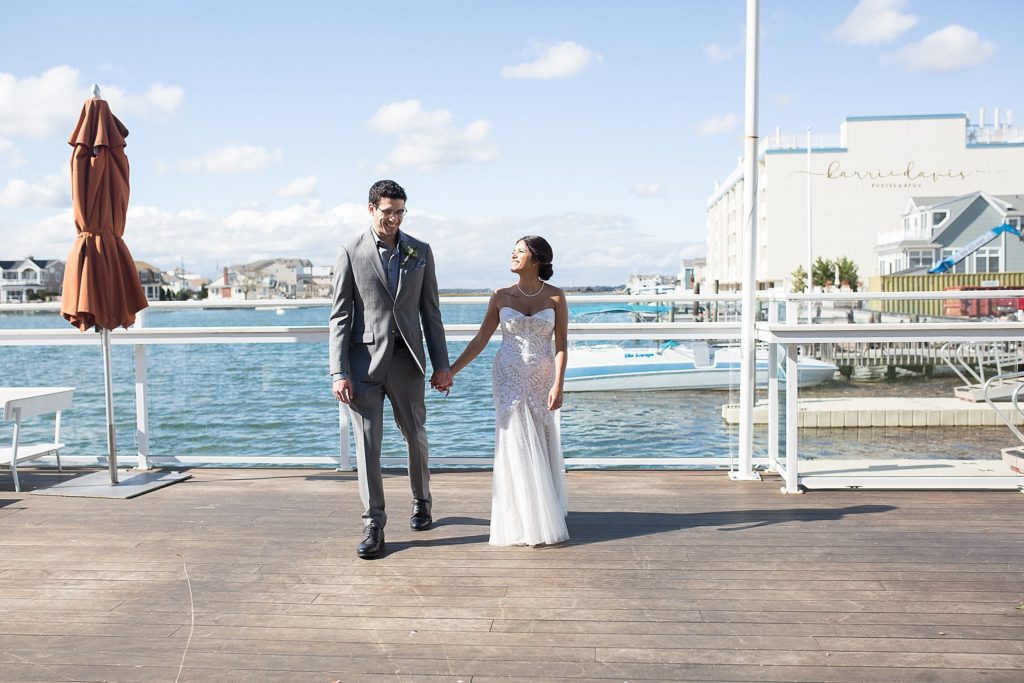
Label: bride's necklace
xmin=516 ymin=281 xmax=545 ymax=297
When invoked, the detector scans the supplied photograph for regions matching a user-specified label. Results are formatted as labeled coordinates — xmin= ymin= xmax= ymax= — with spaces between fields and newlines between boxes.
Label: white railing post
xmin=767 ymin=300 xmax=779 ymax=472
xmin=337 ymin=403 xmax=353 ymax=471
xmin=134 ymin=309 xmax=150 ymax=470
xmin=783 ymin=343 xmax=801 ymax=493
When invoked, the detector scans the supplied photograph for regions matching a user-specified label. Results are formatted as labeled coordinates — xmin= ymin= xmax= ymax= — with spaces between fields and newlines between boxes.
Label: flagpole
xmin=733 ymin=0 xmax=761 ymax=481
xmin=806 ymin=126 xmax=813 ymax=323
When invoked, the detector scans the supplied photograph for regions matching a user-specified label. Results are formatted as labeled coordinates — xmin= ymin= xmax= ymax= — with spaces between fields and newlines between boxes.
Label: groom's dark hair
xmin=368 ymin=179 xmax=407 ymax=207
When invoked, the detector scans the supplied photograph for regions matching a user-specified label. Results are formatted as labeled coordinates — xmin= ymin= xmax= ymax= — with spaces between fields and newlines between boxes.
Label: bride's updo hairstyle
xmin=518 ymin=235 xmax=554 ymax=281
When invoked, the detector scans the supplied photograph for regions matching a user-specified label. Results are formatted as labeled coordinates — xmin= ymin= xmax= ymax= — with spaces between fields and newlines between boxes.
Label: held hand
xmin=431 ymin=369 xmax=454 ymax=395
xmin=333 ymin=378 xmax=354 ymax=404
xmin=547 ymin=385 xmax=563 ymax=411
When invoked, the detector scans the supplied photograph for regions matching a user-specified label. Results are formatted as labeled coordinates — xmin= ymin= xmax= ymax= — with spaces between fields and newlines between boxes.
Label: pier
xmin=2 ymin=469 xmax=1023 ymax=682
xmin=722 ymin=396 xmax=1024 ymax=428
xmin=802 ymin=340 xmax=1024 ymax=379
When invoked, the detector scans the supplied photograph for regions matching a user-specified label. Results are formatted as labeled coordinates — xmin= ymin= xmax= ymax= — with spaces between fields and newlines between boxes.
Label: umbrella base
xmin=30 ymin=468 xmax=191 ymax=499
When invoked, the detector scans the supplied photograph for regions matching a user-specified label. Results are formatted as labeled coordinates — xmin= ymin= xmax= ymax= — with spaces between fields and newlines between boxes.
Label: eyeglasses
xmin=376 ymin=208 xmax=408 ymax=219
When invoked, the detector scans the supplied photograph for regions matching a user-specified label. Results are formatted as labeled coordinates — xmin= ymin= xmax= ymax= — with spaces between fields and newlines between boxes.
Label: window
xmin=931 ymin=211 xmax=948 ymax=227
xmin=908 ymin=250 xmax=934 ymax=268
xmin=975 ymin=247 xmax=1000 ymax=273
xmin=941 ymin=248 xmax=966 ymax=274
xmin=1009 ymin=216 xmax=1021 ymax=230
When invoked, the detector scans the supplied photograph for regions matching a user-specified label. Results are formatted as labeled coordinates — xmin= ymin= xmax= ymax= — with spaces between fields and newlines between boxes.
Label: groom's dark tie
xmin=376 ymin=239 xmax=400 ymax=298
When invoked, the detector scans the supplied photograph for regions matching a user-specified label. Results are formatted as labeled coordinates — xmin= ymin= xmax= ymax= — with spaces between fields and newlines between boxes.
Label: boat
xmin=564 ymin=341 xmax=838 ymax=392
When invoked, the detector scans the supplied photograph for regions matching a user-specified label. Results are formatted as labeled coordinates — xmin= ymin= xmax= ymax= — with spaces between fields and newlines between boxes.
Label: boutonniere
xmin=400 ymin=243 xmax=419 ymax=267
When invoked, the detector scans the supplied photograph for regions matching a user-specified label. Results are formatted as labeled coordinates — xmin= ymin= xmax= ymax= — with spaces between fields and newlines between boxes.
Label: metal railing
xmin=3 ymin=291 xmax=1023 ymax=490
xmin=0 ymin=295 xmax=747 ymax=471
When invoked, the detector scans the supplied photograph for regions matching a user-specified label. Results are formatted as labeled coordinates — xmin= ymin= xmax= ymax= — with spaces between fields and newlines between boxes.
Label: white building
xmin=163 ymin=267 xmax=209 ymax=296
xmin=706 ymin=113 xmax=1024 ymax=290
xmin=0 ymin=258 xmax=64 ymax=302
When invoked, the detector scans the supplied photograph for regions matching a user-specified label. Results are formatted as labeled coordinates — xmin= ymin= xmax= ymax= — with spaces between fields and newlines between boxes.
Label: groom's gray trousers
xmin=349 ymin=342 xmax=430 ymax=529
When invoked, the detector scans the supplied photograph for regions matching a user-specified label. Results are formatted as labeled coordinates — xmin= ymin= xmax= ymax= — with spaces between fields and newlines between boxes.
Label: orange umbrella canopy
xmin=60 ymin=97 xmax=148 ymax=332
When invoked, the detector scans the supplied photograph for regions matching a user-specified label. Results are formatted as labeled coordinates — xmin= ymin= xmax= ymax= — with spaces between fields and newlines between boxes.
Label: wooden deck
xmin=1 ymin=468 xmax=1023 ymax=682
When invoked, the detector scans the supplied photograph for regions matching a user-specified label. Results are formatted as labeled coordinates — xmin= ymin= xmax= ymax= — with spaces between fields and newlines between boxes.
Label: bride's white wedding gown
xmin=489 ymin=307 xmax=569 ymax=546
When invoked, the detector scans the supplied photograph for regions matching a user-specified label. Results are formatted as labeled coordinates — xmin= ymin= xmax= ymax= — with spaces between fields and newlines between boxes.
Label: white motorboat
xmin=564 ymin=341 xmax=838 ymax=392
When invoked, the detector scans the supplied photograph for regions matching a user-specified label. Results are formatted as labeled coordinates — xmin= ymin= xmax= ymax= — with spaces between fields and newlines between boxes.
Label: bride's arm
xmin=548 ymin=292 xmax=569 ymax=410
xmin=451 ymin=293 xmax=501 ymax=376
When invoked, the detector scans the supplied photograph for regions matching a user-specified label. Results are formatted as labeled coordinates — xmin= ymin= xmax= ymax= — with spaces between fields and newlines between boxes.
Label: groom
xmin=329 ymin=179 xmax=452 ymax=559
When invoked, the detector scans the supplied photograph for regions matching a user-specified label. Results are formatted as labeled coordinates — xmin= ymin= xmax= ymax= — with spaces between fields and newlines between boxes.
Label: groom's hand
xmin=333 ymin=378 xmax=354 ymax=404
xmin=430 ymin=369 xmax=453 ymax=395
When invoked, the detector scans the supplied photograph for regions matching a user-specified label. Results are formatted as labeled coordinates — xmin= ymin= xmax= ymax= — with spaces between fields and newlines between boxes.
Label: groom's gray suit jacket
xmin=329 ymin=230 xmax=448 ymax=383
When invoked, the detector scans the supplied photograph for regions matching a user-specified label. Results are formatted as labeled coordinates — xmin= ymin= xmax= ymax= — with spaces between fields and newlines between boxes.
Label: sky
xmin=1 ymin=0 xmax=1021 ymax=288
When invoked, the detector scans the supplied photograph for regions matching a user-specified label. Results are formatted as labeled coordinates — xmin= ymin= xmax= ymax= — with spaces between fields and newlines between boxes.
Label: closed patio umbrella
xmin=60 ymin=86 xmax=148 ymax=485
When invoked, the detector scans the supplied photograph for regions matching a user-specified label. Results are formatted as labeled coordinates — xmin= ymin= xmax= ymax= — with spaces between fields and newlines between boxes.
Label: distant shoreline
xmin=440 ymin=286 xmax=623 ymax=296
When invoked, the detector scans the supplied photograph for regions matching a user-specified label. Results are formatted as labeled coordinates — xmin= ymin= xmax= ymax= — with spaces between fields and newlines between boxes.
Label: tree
xmin=790 ymin=265 xmax=808 ymax=293
xmin=812 ymin=256 xmax=835 ymax=288
xmin=836 ymin=256 xmax=859 ymax=291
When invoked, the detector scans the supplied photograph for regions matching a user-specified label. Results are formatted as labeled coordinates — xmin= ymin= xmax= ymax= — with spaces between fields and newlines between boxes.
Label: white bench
xmin=1 ymin=388 xmax=75 ymax=492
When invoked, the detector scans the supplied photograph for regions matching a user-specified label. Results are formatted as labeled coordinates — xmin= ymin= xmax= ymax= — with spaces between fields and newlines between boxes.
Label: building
xmin=135 ymin=261 xmax=164 ymax=301
xmin=706 ymin=112 xmax=1024 ymax=291
xmin=207 ymin=258 xmax=314 ymax=300
xmin=876 ymin=192 xmax=1024 ymax=275
xmin=677 ymin=257 xmax=706 ymax=293
xmin=625 ymin=273 xmax=677 ymax=295
xmin=163 ymin=267 xmax=209 ymax=297
xmin=308 ymin=264 xmax=334 ymax=298
xmin=0 ymin=258 xmax=64 ymax=302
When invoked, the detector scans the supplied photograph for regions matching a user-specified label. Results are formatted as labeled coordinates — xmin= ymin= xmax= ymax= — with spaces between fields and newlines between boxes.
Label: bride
xmin=450 ymin=235 xmax=569 ymax=546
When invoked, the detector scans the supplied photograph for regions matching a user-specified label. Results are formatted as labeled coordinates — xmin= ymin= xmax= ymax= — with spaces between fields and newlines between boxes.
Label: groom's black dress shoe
xmin=410 ymin=500 xmax=432 ymax=531
xmin=357 ymin=523 xmax=385 ymax=559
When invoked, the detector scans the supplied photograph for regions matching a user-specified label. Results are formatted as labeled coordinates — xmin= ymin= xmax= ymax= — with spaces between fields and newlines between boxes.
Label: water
xmin=0 ymin=306 xmax=1010 ymax=465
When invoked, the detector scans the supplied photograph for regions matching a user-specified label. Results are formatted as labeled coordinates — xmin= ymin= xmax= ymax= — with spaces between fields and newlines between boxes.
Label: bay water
xmin=0 ymin=305 xmax=1008 ymax=466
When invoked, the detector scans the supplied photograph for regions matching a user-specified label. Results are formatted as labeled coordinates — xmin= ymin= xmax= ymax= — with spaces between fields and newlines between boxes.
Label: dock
xmin=2 ymin=468 xmax=1024 ymax=681
xmin=722 ymin=396 xmax=1024 ymax=428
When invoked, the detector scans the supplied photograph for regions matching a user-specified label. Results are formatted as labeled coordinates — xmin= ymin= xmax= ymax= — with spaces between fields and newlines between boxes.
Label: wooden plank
xmin=1 ymin=468 xmax=1022 ymax=682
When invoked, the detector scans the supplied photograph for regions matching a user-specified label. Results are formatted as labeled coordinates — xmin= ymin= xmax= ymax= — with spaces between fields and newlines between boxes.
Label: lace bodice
xmin=498 ymin=307 xmax=555 ymax=356
xmin=493 ymin=307 xmax=556 ymax=422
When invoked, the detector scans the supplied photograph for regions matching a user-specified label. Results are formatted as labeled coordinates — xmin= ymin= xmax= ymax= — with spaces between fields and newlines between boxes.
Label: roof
xmin=0 ymin=257 xmax=58 ymax=269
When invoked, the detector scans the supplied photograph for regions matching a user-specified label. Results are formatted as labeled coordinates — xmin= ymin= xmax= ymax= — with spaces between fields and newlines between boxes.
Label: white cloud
xmin=177 ymin=145 xmax=284 ymax=173
xmin=881 ymin=25 xmax=997 ymax=71
xmin=833 ymin=0 xmax=917 ymax=45
xmin=277 ymin=175 xmax=317 ymax=198
xmin=705 ymin=42 xmax=742 ymax=63
xmin=698 ymin=113 xmax=739 ymax=136
xmin=103 ymin=82 xmax=185 ymax=116
xmin=0 ymin=172 xmax=68 ymax=207
xmin=501 ymin=41 xmax=602 ymax=79
xmin=631 ymin=183 xmax=664 ymax=197
xmin=8 ymin=200 xmax=701 ymax=288
xmin=0 ymin=66 xmax=184 ymax=139
xmin=368 ymin=100 xmax=498 ymax=171
xmin=0 ymin=138 xmax=26 ymax=168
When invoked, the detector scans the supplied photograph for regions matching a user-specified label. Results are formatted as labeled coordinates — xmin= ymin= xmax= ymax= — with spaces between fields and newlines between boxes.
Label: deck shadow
xmin=565 ymin=504 xmax=897 ymax=544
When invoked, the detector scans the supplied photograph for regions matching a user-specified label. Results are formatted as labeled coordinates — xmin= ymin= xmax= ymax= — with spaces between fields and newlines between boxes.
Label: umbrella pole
xmin=100 ymin=328 xmax=119 ymax=485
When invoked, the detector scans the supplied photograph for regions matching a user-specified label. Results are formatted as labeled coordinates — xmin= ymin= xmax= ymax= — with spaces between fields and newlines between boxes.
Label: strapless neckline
xmin=500 ymin=306 xmax=555 ymax=318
